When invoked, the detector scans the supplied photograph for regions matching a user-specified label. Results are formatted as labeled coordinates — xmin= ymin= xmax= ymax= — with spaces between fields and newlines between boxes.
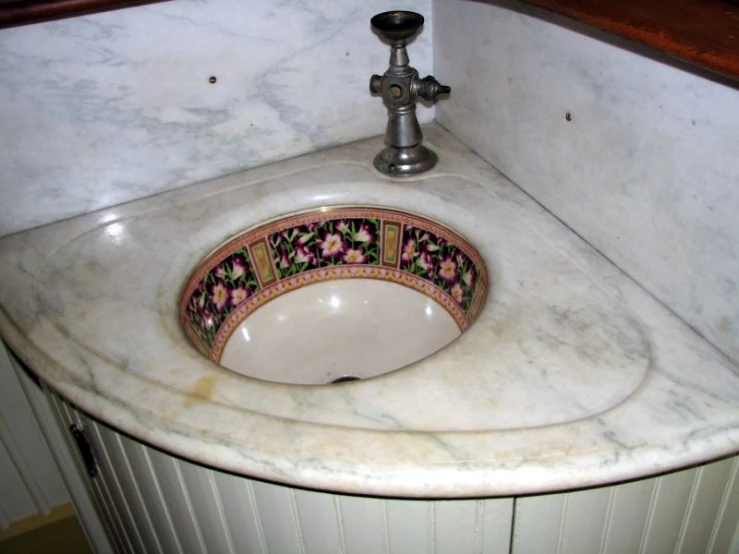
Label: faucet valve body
xmin=369 ymin=12 xmax=450 ymax=177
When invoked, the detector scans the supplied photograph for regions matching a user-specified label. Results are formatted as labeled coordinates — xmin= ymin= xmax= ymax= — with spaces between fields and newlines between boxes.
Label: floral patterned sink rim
xmin=180 ymin=207 xmax=488 ymax=363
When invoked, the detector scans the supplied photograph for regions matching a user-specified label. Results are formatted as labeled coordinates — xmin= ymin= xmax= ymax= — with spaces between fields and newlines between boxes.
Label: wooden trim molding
xmin=520 ymin=0 xmax=739 ymax=81
xmin=0 ymin=0 xmax=169 ymax=29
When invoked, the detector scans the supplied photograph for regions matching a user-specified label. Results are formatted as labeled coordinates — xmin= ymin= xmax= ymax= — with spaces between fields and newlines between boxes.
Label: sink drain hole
xmin=329 ymin=375 xmax=362 ymax=384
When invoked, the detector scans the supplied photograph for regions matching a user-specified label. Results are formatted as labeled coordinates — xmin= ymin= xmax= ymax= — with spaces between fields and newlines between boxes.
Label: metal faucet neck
xmin=389 ymin=42 xmax=409 ymax=69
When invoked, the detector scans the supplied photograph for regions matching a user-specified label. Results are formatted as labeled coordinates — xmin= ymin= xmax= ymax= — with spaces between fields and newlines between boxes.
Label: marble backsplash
xmin=435 ymin=0 xmax=739 ymax=362
xmin=0 ymin=0 xmax=432 ymax=236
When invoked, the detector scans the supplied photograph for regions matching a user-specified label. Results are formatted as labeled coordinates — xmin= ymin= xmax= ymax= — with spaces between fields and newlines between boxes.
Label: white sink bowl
xmin=180 ymin=206 xmax=488 ymax=384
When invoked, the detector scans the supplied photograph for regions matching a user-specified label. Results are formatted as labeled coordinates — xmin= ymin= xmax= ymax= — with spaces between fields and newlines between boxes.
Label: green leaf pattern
xmin=183 ymin=215 xmax=483 ymax=351
xmin=183 ymin=247 xmax=259 ymax=347
xmin=269 ymin=218 xmax=381 ymax=279
xmin=399 ymin=226 xmax=477 ymax=311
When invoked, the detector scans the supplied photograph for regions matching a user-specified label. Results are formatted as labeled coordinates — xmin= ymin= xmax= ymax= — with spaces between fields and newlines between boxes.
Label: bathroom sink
xmin=180 ymin=206 xmax=488 ymax=385
xmin=9 ymin=132 xmax=735 ymax=497
xmin=29 ymin=160 xmax=653 ymax=432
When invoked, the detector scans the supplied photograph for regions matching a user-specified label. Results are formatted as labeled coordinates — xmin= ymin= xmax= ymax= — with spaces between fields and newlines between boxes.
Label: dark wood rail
xmin=520 ymin=0 xmax=739 ymax=81
xmin=0 ymin=0 xmax=167 ymax=29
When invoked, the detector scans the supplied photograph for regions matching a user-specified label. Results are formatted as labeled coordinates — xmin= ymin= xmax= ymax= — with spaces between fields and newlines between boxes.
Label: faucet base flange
xmin=373 ymin=144 xmax=438 ymax=177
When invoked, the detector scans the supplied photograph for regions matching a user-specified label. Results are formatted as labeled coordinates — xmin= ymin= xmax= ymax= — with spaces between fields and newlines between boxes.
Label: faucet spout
xmin=415 ymin=76 xmax=451 ymax=102
xmin=369 ymin=11 xmax=450 ymax=177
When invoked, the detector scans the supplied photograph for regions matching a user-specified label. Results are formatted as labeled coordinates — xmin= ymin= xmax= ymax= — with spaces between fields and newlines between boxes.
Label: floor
xmin=0 ymin=504 xmax=92 ymax=554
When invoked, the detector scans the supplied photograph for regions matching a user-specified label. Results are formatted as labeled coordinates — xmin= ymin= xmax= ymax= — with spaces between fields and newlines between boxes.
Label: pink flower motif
xmin=418 ymin=252 xmax=434 ymax=274
xmin=215 ymin=264 xmax=228 ymax=280
xmin=462 ymin=267 xmax=476 ymax=288
xmin=336 ymin=220 xmax=350 ymax=234
xmin=402 ymin=239 xmax=417 ymax=262
xmin=425 ymin=240 xmax=440 ymax=253
xmin=451 ymin=283 xmax=464 ymax=305
xmin=275 ymin=228 xmax=295 ymax=246
xmin=231 ymin=257 xmax=246 ymax=279
xmin=210 ymin=280 xmax=229 ymax=311
xmin=438 ymin=256 xmax=457 ymax=282
xmin=456 ymin=253 xmax=465 ymax=266
xmin=319 ymin=232 xmax=344 ymax=258
xmin=344 ymin=248 xmax=366 ymax=264
xmin=277 ymin=246 xmax=290 ymax=269
xmin=193 ymin=284 xmax=207 ymax=309
xmin=202 ymin=308 xmax=215 ymax=329
xmin=230 ymin=286 xmax=249 ymax=306
xmin=353 ymin=223 xmax=374 ymax=243
xmin=295 ymin=246 xmax=316 ymax=266
xmin=296 ymin=232 xmax=314 ymax=246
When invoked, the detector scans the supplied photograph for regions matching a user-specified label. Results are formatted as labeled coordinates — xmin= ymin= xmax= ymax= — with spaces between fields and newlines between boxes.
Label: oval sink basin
xmin=180 ymin=206 xmax=488 ymax=384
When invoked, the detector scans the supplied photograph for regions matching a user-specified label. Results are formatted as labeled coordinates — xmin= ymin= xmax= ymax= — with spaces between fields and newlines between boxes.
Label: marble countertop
xmin=1 ymin=125 xmax=737 ymax=498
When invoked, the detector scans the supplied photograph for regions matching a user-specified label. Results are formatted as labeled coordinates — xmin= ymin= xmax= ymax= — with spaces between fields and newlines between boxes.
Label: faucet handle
xmin=415 ymin=76 xmax=451 ymax=102
xmin=371 ymin=11 xmax=424 ymax=42
xmin=370 ymin=74 xmax=384 ymax=94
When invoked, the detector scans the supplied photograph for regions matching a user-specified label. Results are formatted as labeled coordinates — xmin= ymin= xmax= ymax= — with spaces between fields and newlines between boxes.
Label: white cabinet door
xmin=511 ymin=457 xmax=739 ymax=554
xmin=42 ymin=385 xmax=739 ymax=554
xmin=42 ymin=389 xmax=515 ymax=554
xmin=44 ymin=391 xmax=130 ymax=554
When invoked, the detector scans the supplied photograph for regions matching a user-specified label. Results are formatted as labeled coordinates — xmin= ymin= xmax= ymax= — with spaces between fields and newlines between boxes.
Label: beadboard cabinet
xmin=44 ymin=386 xmax=739 ymax=554
xmin=0 ymin=343 xmax=70 ymax=528
xmin=2 ymin=344 xmax=114 ymax=552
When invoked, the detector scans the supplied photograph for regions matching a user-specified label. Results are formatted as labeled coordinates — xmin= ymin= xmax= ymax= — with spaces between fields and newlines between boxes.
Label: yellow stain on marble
xmin=185 ymin=375 xmax=217 ymax=406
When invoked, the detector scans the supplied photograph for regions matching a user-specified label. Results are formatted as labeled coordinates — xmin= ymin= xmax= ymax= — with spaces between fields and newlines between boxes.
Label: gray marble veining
xmin=0 ymin=126 xmax=737 ymax=497
xmin=0 ymin=0 xmax=432 ymax=237
xmin=434 ymin=0 xmax=739 ymax=364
